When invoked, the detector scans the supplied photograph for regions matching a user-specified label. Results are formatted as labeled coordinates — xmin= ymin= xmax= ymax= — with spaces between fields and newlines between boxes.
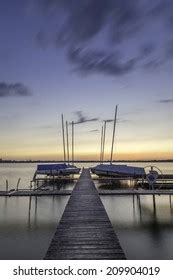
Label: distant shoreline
xmin=0 ymin=160 xmax=173 ymax=163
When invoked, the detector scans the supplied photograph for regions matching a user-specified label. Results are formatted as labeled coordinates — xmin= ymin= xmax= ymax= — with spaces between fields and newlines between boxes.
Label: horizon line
xmin=1 ymin=159 xmax=173 ymax=163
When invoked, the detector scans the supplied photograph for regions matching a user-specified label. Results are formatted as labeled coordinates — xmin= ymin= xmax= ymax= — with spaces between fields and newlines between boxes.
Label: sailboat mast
xmin=66 ymin=121 xmax=70 ymax=164
xmin=110 ymin=105 xmax=118 ymax=164
xmin=102 ymin=121 xmax=107 ymax=163
xmin=100 ymin=125 xmax=104 ymax=164
xmin=61 ymin=114 xmax=66 ymax=163
xmin=72 ymin=121 xmax=74 ymax=164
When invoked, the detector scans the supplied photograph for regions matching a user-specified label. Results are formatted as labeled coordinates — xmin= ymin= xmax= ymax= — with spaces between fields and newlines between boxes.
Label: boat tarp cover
xmin=94 ymin=164 xmax=145 ymax=175
xmin=37 ymin=164 xmax=68 ymax=171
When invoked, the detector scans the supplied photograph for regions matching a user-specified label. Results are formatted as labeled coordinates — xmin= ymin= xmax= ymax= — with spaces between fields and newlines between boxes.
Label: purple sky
xmin=0 ymin=0 xmax=173 ymax=160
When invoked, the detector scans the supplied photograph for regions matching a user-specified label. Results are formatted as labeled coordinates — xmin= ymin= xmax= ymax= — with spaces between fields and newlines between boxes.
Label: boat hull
xmin=91 ymin=164 xmax=145 ymax=178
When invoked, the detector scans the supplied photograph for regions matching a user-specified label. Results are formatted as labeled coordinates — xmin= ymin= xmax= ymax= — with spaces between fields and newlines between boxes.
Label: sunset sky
xmin=0 ymin=0 xmax=173 ymax=161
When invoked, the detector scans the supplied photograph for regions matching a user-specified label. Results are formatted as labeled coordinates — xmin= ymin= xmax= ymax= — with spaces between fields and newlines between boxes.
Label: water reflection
xmin=101 ymin=194 xmax=173 ymax=259
xmin=35 ymin=178 xmax=76 ymax=191
xmin=34 ymin=197 xmax=38 ymax=228
xmin=0 ymin=195 xmax=69 ymax=259
xmin=95 ymin=178 xmax=137 ymax=190
xmin=28 ymin=196 xmax=32 ymax=229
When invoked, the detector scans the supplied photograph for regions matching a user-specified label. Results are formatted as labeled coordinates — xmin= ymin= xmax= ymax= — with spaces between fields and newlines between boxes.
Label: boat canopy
xmin=92 ymin=164 xmax=145 ymax=176
xmin=33 ymin=163 xmax=80 ymax=178
xmin=37 ymin=163 xmax=67 ymax=172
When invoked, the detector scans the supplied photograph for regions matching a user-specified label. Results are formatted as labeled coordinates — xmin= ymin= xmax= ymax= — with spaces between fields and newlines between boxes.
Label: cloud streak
xmin=0 ymin=82 xmax=31 ymax=98
xmin=35 ymin=0 xmax=173 ymax=76
xmin=68 ymin=47 xmax=136 ymax=76
xmin=158 ymin=99 xmax=173 ymax=103
xmin=72 ymin=111 xmax=99 ymax=124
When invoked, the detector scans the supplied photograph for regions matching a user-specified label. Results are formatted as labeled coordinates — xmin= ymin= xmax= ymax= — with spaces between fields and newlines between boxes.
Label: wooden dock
xmin=2 ymin=188 xmax=173 ymax=197
xmin=0 ymin=189 xmax=72 ymax=197
xmin=45 ymin=168 xmax=125 ymax=260
xmin=98 ymin=189 xmax=173 ymax=195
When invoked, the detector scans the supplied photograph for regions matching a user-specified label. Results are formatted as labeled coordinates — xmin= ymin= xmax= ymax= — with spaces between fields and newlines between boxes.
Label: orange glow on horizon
xmin=2 ymin=138 xmax=173 ymax=161
xmin=3 ymin=150 xmax=173 ymax=161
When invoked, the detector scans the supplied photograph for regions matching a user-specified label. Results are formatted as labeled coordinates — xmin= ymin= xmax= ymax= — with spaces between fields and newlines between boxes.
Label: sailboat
xmin=91 ymin=106 xmax=145 ymax=178
xmin=34 ymin=115 xmax=80 ymax=179
xmin=35 ymin=163 xmax=80 ymax=177
xmin=91 ymin=163 xmax=145 ymax=177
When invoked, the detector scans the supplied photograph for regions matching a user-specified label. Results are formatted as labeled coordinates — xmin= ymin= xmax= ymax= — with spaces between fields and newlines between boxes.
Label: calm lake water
xmin=0 ymin=162 xmax=173 ymax=259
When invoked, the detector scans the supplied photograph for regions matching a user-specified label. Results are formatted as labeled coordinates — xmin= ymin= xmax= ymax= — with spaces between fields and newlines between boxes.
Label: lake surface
xmin=0 ymin=162 xmax=173 ymax=259
xmin=0 ymin=195 xmax=68 ymax=259
xmin=101 ymin=195 xmax=173 ymax=259
xmin=0 ymin=162 xmax=173 ymax=191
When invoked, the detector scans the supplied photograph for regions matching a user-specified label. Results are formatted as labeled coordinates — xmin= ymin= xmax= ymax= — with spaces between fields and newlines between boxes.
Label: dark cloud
xmin=68 ymin=47 xmax=136 ymax=76
xmin=102 ymin=118 xmax=130 ymax=124
xmin=37 ymin=0 xmax=142 ymax=47
xmin=73 ymin=111 xmax=99 ymax=124
xmin=143 ymin=59 xmax=164 ymax=70
xmin=109 ymin=1 xmax=142 ymax=43
xmin=36 ymin=0 xmax=173 ymax=76
xmin=102 ymin=119 xmax=114 ymax=123
xmin=0 ymin=82 xmax=31 ymax=98
xmin=40 ymin=0 xmax=112 ymax=43
xmin=158 ymin=99 xmax=173 ymax=103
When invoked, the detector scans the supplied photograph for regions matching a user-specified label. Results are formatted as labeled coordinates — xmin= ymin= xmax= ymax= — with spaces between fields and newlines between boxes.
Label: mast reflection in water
xmin=0 ymin=196 xmax=68 ymax=259
xmin=101 ymin=194 xmax=173 ymax=259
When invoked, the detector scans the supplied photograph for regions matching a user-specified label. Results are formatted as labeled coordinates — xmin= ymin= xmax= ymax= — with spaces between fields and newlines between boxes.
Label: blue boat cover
xmin=37 ymin=164 xmax=67 ymax=171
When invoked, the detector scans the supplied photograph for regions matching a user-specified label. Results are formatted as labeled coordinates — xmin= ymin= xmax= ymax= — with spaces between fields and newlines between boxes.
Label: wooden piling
xmin=5 ymin=180 xmax=8 ymax=192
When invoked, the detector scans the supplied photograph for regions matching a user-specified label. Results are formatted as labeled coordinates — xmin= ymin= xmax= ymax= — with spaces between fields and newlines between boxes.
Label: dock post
xmin=6 ymin=180 xmax=8 ymax=192
xmin=16 ymin=178 xmax=21 ymax=191
xmin=153 ymin=195 xmax=156 ymax=215
xmin=53 ymin=175 xmax=55 ymax=191
xmin=169 ymin=195 xmax=172 ymax=213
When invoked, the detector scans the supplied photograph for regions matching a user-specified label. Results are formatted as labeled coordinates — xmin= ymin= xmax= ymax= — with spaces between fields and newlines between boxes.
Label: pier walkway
xmin=0 ymin=190 xmax=71 ymax=196
xmin=45 ymin=168 xmax=125 ymax=260
xmin=2 ymin=188 xmax=173 ymax=197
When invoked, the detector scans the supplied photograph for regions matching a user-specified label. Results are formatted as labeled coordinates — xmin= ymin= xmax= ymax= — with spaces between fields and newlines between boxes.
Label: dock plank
xmin=0 ymin=190 xmax=72 ymax=197
xmin=45 ymin=169 xmax=125 ymax=260
xmin=2 ymin=189 xmax=173 ymax=197
xmin=98 ymin=189 xmax=173 ymax=195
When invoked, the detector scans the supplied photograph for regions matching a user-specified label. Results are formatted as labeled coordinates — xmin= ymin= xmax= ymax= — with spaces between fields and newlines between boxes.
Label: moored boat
xmin=91 ymin=163 xmax=145 ymax=178
xmin=34 ymin=163 xmax=80 ymax=178
xmin=90 ymin=106 xmax=145 ymax=178
xmin=33 ymin=114 xmax=80 ymax=180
